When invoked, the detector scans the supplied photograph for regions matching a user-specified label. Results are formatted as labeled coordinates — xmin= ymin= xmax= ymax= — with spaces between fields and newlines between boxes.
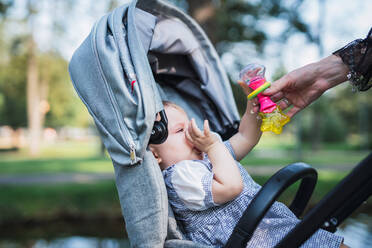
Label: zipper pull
xmin=130 ymin=143 xmax=137 ymax=165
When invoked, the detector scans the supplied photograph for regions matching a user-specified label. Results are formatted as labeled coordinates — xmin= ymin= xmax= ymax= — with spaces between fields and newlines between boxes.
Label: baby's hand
xmin=186 ymin=119 xmax=220 ymax=153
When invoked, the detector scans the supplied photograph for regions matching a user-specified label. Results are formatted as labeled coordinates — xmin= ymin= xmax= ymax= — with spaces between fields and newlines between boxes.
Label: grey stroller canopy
xmin=69 ymin=0 xmax=240 ymax=247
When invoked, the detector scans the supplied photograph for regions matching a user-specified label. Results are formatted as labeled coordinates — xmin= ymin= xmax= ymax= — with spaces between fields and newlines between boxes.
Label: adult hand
xmin=263 ymin=55 xmax=349 ymax=117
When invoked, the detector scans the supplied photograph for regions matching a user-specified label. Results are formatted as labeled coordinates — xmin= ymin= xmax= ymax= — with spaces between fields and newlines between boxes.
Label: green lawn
xmin=0 ymin=180 xmax=122 ymax=224
xmin=0 ymin=139 xmax=114 ymax=174
xmin=0 ymin=157 xmax=113 ymax=174
xmin=0 ymin=138 xmax=369 ymax=175
xmin=1 ymin=171 xmax=370 ymax=225
xmin=240 ymin=149 xmax=368 ymax=167
xmin=0 ymin=138 xmax=370 ymax=225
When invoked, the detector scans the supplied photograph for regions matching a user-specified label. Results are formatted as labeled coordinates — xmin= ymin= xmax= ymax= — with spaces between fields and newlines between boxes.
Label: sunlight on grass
xmin=0 ymin=138 xmax=101 ymax=161
xmin=0 ymin=139 xmax=114 ymax=174
xmin=0 ymin=136 xmax=370 ymax=174
xmin=241 ymin=133 xmax=369 ymax=167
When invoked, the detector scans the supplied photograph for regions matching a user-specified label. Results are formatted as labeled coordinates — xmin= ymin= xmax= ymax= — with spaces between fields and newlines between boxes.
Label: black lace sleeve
xmin=333 ymin=27 xmax=372 ymax=91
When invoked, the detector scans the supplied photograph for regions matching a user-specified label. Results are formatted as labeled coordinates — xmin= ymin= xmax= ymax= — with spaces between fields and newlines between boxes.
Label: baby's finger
xmin=238 ymin=81 xmax=252 ymax=96
xmin=188 ymin=120 xmax=198 ymax=140
xmin=185 ymin=126 xmax=194 ymax=143
xmin=203 ymin=120 xmax=210 ymax=136
xmin=191 ymin=119 xmax=203 ymax=138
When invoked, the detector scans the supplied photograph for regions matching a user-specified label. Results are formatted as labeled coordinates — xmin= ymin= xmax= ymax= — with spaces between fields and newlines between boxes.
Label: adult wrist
xmin=315 ymin=55 xmax=349 ymax=91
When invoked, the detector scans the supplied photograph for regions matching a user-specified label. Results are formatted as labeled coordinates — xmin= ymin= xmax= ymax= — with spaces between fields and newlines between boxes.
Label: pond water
xmin=1 ymin=208 xmax=371 ymax=248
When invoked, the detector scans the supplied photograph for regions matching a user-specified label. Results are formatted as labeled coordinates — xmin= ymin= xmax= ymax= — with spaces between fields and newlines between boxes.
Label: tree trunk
xmin=187 ymin=0 xmax=218 ymax=44
xmin=26 ymin=37 xmax=42 ymax=156
xmin=39 ymin=77 xmax=49 ymax=127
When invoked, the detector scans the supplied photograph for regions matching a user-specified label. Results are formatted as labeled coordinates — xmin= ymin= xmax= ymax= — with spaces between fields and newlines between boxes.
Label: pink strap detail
xmin=131 ymin=80 xmax=136 ymax=93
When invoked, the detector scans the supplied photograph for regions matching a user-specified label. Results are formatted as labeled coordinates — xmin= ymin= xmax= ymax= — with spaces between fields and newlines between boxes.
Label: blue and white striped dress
xmin=162 ymin=141 xmax=343 ymax=248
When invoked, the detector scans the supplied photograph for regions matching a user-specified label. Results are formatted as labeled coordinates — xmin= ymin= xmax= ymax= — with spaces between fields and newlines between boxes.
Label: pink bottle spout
xmin=248 ymin=77 xmax=276 ymax=113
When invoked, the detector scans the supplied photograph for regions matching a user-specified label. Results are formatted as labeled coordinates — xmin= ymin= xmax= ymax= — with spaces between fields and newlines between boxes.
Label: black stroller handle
xmin=276 ymin=152 xmax=372 ymax=248
xmin=224 ymin=162 xmax=317 ymax=248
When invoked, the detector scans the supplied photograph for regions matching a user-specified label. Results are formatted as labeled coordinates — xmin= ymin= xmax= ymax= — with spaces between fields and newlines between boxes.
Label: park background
xmin=0 ymin=0 xmax=371 ymax=247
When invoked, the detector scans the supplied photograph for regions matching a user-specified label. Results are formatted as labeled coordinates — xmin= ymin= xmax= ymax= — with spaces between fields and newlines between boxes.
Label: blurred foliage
xmin=0 ymin=0 xmax=13 ymax=17
xmin=173 ymin=0 xmax=313 ymax=54
xmin=330 ymin=87 xmax=372 ymax=148
xmin=39 ymin=52 xmax=91 ymax=128
xmin=0 ymin=36 xmax=90 ymax=129
xmin=0 ymin=51 xmax=28 ymax=128
xmin=214 ymin=0 xmax=311 ymax=52
xmin=297 ymin=98 xmax=347 ymax=143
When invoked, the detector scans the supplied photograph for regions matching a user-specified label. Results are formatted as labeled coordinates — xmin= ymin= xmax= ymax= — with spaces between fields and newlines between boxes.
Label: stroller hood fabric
xmin=69 ymin=0 xmax=239 ymax=247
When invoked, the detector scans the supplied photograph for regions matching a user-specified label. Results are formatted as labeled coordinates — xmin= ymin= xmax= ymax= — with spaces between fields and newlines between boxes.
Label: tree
xmin=182 ymin=0 xmax=313 ymax=50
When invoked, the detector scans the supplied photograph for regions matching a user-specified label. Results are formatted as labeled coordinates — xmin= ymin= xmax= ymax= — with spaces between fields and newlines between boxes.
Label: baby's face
xmin=150 ymin=106 xmax=203 ymax=170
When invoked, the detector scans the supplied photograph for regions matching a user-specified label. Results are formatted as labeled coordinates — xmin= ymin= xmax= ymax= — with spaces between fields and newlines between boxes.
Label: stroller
xmin=69 ymin=0 xmax=372 ymax=247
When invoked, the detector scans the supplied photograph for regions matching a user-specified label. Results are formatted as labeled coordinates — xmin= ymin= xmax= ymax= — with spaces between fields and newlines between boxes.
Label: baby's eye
xmin=177 ymin=128 xmax=184 ymax=133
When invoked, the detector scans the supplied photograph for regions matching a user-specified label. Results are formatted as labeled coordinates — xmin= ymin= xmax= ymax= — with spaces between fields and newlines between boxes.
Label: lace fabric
xmin=333 ymin=27 xmax=372 ymax=91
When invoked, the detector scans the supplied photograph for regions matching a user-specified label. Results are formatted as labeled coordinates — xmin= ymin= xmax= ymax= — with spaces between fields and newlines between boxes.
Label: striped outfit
xmin=162 ymin=141 xmax=343 ymax=247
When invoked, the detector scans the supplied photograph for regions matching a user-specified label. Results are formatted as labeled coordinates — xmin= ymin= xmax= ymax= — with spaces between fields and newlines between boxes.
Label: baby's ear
xmin=149 ymin=145 xmax=162 ymax=164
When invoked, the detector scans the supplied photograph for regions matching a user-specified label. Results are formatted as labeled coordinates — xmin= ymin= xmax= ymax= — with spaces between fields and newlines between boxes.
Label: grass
xmin=0 ymin=180 xmax=122 ymax=224
xmin=1 ymin=171 xmax=370 ymax=225
xmin=0 ymin=139 xmax=101 ymax=159
xmin=0 ymin=157 xmax=113 ymax=174
xmin=0 ymin=138 xmax=370 ymax=224
xmin=0 ymin=139 xmax=114 ymax=175
xmin=240 ymin=149 xmax=368 ymax=167
xmin=239 ymin=132 xmax=369 ymax=166
xmin=0 ymin=137 xmax=369 ymax=175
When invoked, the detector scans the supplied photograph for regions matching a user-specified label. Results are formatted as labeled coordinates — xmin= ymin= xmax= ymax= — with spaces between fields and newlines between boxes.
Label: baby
xmin=149 ymin=101 xmax=345 ymax=248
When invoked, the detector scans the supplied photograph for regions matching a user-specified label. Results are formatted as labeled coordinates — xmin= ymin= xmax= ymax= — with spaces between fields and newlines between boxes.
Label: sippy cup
xmin=239 ymin=64 xmax=290 ymax=134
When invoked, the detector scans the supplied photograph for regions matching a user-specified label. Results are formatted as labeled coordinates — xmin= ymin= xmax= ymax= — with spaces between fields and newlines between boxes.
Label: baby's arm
xmin=229 ymin=100 xmax=262 ymax=161
xmin=186 ymin=119 xmax=243 ymax=204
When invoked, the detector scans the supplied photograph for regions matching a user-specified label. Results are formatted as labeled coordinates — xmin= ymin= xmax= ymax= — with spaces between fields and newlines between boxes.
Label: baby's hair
xmin=163 ymin=101 xmax=187 ymax=116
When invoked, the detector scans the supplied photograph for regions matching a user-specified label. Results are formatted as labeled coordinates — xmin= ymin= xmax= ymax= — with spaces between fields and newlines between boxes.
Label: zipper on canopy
xmin=92 ymin=21 xmax=139 ymax=166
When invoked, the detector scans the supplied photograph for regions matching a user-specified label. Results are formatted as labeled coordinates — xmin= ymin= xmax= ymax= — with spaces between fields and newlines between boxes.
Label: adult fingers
xmin=263 ymin=73 xmax=292 ymax=96
xmin=278 ymin=98 xmax=291 ymax=111
xmin=287 ymin=106 xmax=302 ymax=118
xmin=270 ymin=91 xmax=284 ymax=103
